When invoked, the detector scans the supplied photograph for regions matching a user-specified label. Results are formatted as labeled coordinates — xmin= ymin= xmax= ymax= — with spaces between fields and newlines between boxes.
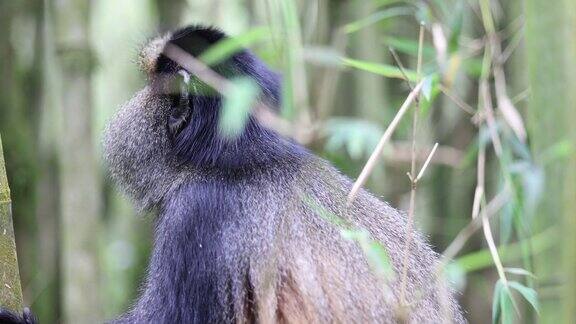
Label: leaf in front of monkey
xmin=443 ymin=262 xmax=466 ymax=292
xmin=200 ymin=27 xmax=270 ymax=67
xmin=220 ymin=77 xmax=260 ymax=139
xmin=341 ymin=228 xmax=394 ymax=280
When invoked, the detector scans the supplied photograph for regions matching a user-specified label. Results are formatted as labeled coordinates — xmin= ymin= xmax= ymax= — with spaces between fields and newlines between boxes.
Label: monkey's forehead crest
xmin=138 ymin=25 xmax=228 ymax=77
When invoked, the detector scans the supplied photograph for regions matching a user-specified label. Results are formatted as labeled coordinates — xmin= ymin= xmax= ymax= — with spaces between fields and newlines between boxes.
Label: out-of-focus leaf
xmin=324 ymin=118 xmax=383 ymax=159
xmin=508 ymin=280 xmax=540 ymax=314
xmin=521 ymin=164 xmax=544 ymax=216
xmin=200 ymin=27 xmax=269 ymax=66
xmin=492 ymin=280 xmax=504 ymax=324
xmin=421 ymin=74 xmax=435 ymax=101
xmin=373 ymin=0 xmax=405 ymax=7
xmin=343 ymin=6 xmax=412 ymax=34
xmin=455 ymin=227 xmax=557 ymax=273
xmin=463 ymin=58 xmax=484 ymax=78
xmin=383 ymin=36 xmax=435 ymax=58
xmin=303 ymin=195 xmax=393 ymax=281
xmin=341 ymin=228 xmax=394 ymax=279
xmin=509 ymin=160 xmax=544 ymax=220
xmin=219 ymin=77 xmax=260 ymax=138
xmin=540 ymin=139 xmax=574 ymax=165
xmin=447 ymin=3 xmax=464 ymax=54
xmin=500 ymin=287 xmax=515 ymax=324
xmin=302 ymin=194 xmax=347 ymax=227
xmin=418 ymin=74 xmax=440 ymax=116
xmin=303 ymin=46 xmax=343 ymax=66
xmin=459 ymin=137 xmax=479 ymax=168
xmin=499 ymin=199 xmax=515 ymax=243
xmin=364 ymin=240 xmax=394 ymax=278
xmin=341 ymin=57 xmax=418 ymax=81
xmin=504 ymin=267 xmax=536 ymax=278
xmin=493 ymin=280 xmax=515 ymax=324
xmin=415 ymin=2 xmax=433 ymax=25
xmin=506 ymin=133 xmax=532 ymax=161
xmin=444 ymin=262 xmax=467 ymax=292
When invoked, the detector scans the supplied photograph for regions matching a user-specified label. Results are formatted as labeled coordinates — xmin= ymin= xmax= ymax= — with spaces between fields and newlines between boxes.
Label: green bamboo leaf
xmin=421 ymin=74 xmax=435 ymax=101
xmin=341 ymin=229 xmax=394 ymax=278
xmin=383 ymin=36 xmax=435 ymax=57
xmin=365 ymin=240 xmax=394 ymax=278
xmin=492 ymin=280 xmax=504 ymax=324
xmin=540 ymin=139 xmax=574 ymax=165
xmin=493 ymin=280 xmax=516 ymax=324
xmin=324 ymin=118 xmax=383 ymax=159
xmin=447 ymin=3 xmax=464 ymax=54
xmin=444 ymin=262 xmax=466 ymax=291
xmin=508 ymin=281 xmax=540 ymax=314
xmin=200 ymin=27 xmax=269 ymax=66
xmin=341 ymin=57 xmax=418 ymax=81
xmin=500 ymin=287 xmax=514 ymax=324
xmin=343 ymin=6 xmax=412 ymax=34
xmin=219 ymin=77 xmax=260 ymax=138
xmin=302 ymin=195 xmax=347 ymax=228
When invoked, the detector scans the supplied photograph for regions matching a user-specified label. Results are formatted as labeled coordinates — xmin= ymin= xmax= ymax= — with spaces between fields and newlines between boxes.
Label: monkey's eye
xmin=168 ymin=70 xmax=192 ymax=140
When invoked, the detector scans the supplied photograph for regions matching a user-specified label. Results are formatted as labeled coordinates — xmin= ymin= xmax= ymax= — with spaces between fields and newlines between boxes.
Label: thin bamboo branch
xmin=383 ymin=142 xmax=464 ymax=167
xmin=438 ymin=85 xmax=476 ymax=115
xmin=441 ymin=189 xmax=509 ymax=262
xmin=398 ymin=24 xmax=425 ymax=311
xmin=408 ymin=189 xmax=511 ymax=308
xmin=415 ymin=143 xmax=439 ymax=182
xmin=347 ymin=80 xmax=424 ymax=205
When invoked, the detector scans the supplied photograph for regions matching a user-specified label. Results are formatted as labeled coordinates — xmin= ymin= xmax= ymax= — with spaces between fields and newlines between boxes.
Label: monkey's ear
xmin=156 ymin=26 xmax=230 ymax=75
xmin=139 ymin=25 xmax=229 ymax=77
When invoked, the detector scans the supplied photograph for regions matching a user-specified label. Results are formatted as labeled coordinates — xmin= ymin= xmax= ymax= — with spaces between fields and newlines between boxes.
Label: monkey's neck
xmin=134 ymin=179 xmax=243 ymax=323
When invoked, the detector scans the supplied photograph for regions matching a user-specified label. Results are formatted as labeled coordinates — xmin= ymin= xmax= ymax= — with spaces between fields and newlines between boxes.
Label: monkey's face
xmin=103 ymin=26 xmax=281 ymax=210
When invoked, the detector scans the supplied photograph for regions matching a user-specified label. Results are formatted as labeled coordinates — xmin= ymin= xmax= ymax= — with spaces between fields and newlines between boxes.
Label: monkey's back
xmin=113 ymin=152 xmax=464 ymax=324
xmin=213 ymin=156 xmax=465 ymax=323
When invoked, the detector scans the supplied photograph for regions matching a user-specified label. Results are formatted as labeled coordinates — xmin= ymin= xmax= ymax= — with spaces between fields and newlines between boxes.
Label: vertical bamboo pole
xmin=0 ymin=135 xmax=23 ymax=311
xmin=525 ymin=0 xmax=576 ymax=321
xmin=51 ymin=0 xmax=103 ymax=321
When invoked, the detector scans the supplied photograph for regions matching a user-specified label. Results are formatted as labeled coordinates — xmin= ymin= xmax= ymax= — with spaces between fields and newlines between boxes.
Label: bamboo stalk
xmin=0 ymin=134 xmax=24 ymax=311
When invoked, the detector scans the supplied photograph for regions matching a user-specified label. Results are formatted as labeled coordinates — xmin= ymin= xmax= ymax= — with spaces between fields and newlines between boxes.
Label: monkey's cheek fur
xmin=103 ymin=87 xmax=180 ymax=210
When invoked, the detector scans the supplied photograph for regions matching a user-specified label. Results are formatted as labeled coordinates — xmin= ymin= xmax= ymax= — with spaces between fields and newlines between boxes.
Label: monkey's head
xmin=103 ymin=25 xmax=296 ymax=210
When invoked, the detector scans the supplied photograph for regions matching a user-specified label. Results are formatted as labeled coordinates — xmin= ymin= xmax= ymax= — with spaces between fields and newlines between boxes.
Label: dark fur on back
xmin=103 ymin=25 xmax=465 ymax=324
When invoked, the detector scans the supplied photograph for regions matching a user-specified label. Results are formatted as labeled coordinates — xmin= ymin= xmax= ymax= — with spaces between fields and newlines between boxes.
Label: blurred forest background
xmin=1 ymin=0 xmax=575 ymax=323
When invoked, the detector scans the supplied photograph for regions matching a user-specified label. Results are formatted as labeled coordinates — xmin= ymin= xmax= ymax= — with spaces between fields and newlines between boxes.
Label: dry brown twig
xmin=346 ymin=80 xmax=424 ymax=205
xmin=384 ymin=142 xmax=464 ymax=168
